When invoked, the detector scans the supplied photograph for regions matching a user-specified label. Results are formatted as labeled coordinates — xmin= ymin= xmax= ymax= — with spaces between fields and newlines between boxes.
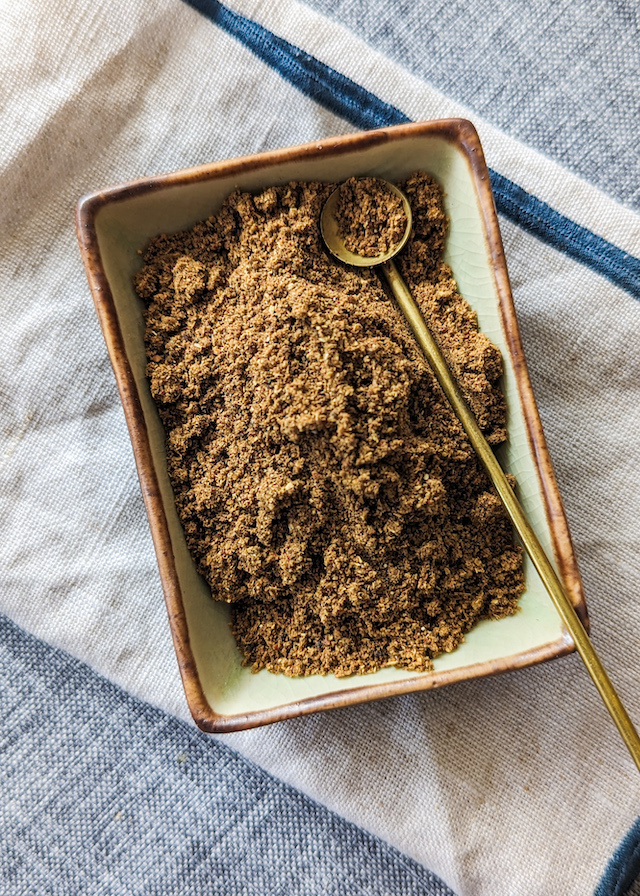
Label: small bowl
xmin=76 ymin=119 xmax=587 ymax=733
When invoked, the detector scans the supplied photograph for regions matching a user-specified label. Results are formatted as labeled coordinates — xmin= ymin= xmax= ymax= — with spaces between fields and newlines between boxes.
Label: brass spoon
xmin=321 ymin=177 xmax=640 ymax=772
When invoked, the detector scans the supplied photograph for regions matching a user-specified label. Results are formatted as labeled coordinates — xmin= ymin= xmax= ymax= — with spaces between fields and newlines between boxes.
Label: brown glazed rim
xmin=76 ymin=118 xmax=587 ymax=733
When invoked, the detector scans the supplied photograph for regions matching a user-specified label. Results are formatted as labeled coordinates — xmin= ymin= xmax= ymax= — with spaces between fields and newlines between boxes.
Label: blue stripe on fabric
xmin=490 ymin=171 xmax=640 ymax=302
xmin=186 ymin=0 xmax=409 ymax=131
xmin=184 ymin=0 xmax=640 ymax=302
xmin=594 ymin=816 xmax=640 ymax=896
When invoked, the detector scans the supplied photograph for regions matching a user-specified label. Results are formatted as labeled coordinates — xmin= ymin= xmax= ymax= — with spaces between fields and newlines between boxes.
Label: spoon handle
xmin=382 ymin=258 xmax=640 ymax=772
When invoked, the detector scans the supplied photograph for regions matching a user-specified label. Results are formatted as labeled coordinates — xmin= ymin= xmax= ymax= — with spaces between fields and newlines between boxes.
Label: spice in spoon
xmin=335 ymin=176 xmax=409 ymax=257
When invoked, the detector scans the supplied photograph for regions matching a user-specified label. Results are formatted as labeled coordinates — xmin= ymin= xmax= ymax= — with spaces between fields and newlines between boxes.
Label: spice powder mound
xmin=135 ymin=172 xmax=525 ymax=678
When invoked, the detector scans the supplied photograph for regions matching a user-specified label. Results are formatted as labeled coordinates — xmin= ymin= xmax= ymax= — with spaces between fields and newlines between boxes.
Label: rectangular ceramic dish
xmin=76 ymin=119 xmax=587 ymax=732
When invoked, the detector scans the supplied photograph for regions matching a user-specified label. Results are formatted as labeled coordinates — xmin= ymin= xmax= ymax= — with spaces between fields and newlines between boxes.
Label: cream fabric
xmin=1 ymin=1 xmax=639 ymax=894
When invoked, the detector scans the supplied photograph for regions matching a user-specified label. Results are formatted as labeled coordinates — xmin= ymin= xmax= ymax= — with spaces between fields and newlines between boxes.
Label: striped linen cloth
xmin=1 ymin=1 xmax=640 ymax=894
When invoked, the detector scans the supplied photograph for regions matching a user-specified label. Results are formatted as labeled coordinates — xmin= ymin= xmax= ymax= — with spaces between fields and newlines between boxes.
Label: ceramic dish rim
xmin=75 ymin=118 xmax=587 ymax=732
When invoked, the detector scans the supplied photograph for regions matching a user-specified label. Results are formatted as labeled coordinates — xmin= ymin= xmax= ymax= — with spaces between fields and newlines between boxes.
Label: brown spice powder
xmin=335 ymin=176 xmax=408 ymax=257
xmin=135 ymin=172 xmax=524 ymax=678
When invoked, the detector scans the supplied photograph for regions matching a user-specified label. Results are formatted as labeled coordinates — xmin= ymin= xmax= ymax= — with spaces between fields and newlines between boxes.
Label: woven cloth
xmin=1 ymin=1 xmax=640 ymax=894
xmin=0 ymin=613 xmax=455 ymax=896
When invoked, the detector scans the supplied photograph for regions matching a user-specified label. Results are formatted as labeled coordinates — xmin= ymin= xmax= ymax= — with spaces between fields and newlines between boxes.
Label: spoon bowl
xmin=320 ymin=178 xmax=412 ymax=267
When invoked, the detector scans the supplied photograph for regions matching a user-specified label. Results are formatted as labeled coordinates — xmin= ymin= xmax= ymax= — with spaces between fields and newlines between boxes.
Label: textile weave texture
xmin=301 ymin=0 xmax=640 ymax=211
xmin=1 ymin=0 xmax=640 ymax=894
xmin=0 ymin=614 xmax=454 ymax=896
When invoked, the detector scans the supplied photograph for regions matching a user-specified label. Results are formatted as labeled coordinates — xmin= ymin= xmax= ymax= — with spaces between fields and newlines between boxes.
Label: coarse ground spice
xmin=135 ymin=172 xmax=525 ymax=678
xmin=335 ymin=176 xmax=408 ymax=257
